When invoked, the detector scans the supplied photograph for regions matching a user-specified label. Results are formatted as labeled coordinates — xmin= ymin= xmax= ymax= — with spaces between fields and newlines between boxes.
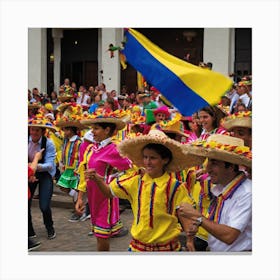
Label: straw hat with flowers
xmin=57 ymin=93 xmax=74 ymax=102
xmin=28 ymin=102 xmax=41 ymax=110
xmin=80 ymin=110 xmax=129 ymax=131
xmin=157 ymin=113 xmax=189 ymax=138
xmin=183 ymin=134 xmax=252 ymax=168
xmin=54 ymin=104 xmax=85 ymax=129
xmin=118 ymin=129 xmax=203 ymax=172
xmin=28 ymin=114 xmax=57 ymax=132
xmin=221 ymin=111 xmax=252 ymax=131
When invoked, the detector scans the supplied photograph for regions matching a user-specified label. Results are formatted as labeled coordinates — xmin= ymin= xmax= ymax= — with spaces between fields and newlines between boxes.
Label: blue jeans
xmin=28 ymin=172 xmax=54 ymax=235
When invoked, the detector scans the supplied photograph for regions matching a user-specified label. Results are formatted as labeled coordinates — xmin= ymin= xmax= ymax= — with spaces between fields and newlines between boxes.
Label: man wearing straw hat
xmin=28 ymin=115 xmax=57 ymax=240
xmin=222 ymin=111 xmax=252 ymax=149
xmin=178 ymin=134 xmax=252 ymax=252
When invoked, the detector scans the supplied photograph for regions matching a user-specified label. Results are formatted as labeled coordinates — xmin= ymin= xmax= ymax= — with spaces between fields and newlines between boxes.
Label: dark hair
xmin=142 ymin=143 xmax=173 ymax=169
xmin=106 ymin=97 xmax=118 ymax=111
xmin=199 ymin=105 xmax=224 ymax=129
xmin=96 ymin=122 xmax=117 ymax=136
xmin=224 ymin=162 xmax=239 ymax=173
xmin=165 ymin=132 xmax=177 ymax=140
xmin=64 ymin=126 xmax=78 ymax=135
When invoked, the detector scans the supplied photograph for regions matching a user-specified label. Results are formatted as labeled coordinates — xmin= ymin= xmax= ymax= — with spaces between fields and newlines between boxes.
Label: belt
xmin=129 ymin=238 xmax=181 ymax=252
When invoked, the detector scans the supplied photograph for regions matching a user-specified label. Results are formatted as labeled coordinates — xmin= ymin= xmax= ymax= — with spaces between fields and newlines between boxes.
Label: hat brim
xmin=117 ymin=136 xmax=203 ymax=172
xmin=58 ymin=96 xmax=73 ymax=102
xmin=28 ymin=124 xmax=57 ymax=133
xmin=28 ymin=104 xmax=41 ymax=109
xmin=161 ymin=128 xmax=189 ymax=138
xmin=183 ymin=145 xmax=252 ymax=168
xmin=55 ymin=120 xmax=85 ymax=129
xmin=81 ymin=118 xmax=126 ymax=131
xmin=56 ymin=103 xmax=73 ymax=113
xmin=223 ymin=117 xmax=252 ymax=131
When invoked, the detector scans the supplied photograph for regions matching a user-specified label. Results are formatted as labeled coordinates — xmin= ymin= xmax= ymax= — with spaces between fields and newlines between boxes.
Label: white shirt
xmin=208 ymin=178 xmax=252 ymax=252
xmin=69 ymin=135 xmax=79 ymax=142
xmin=76 ymin=93 xmax=90 ymax=107
xmin=97 ymin=137 xmax=112 ymax=149
xmin=239 ymin=93 xmax=251 ymax=108
xmin=100 ymin=90 xmax=108 ymax=101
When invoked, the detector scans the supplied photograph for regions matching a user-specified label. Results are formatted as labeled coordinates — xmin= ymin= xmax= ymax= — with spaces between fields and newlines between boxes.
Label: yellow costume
xmin=110 ymin=172 xmax=194 ymax=251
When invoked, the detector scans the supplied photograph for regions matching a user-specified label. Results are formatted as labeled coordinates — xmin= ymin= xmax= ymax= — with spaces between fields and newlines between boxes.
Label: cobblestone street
xmin=29 ymin=188 xmax=133 ymax=253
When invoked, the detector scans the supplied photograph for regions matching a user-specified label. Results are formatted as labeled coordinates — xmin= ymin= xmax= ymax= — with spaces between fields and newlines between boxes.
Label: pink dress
xmin=199 ymin=127 xmax=227 ymax=141
xmin=85 ymin=142 xmax=131 ymax=238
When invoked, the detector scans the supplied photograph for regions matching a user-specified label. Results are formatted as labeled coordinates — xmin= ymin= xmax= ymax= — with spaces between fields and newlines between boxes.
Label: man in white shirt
xmin=235 ymin=81 xmax=251 ymax=109
xmin=76 ymin=85 xmax=91 ymax=108
xmin=179 ymin=134 xmax=252 ymax=252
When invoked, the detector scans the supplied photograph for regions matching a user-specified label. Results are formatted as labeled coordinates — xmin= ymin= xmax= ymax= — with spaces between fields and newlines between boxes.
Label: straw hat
xmin=54 ymin=104 xmax=85 ymax=129
xmin=182 ymin=134 xmax=252 ymax=168
xmin=28 ymin=102 xmax=41 ymax=110
xmin=28 ymin=114 xmax=57 ymax=132
xmin=57 ymin=102 xmax=73 ymax=112
xmin=157 ymin=113 xmax=188 ymax=138
xmin=80 ymin=111 xmax=127 ymax=131
xmin=57 ymin=93 xmax=74 ymax=102
xmin=54 ymin=113 xmax=85 ymax=129
xmin=118 ymin=129 xmax=203 ymax=172
xmin=221 ymin=111 xmax=252 ymax=131
xmin=55 ymin=117 xmax=85 ymax=129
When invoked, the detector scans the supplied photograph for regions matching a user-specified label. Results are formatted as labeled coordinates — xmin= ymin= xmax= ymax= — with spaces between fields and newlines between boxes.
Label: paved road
xmin=29 ymin=189 xmax=134 ymax=253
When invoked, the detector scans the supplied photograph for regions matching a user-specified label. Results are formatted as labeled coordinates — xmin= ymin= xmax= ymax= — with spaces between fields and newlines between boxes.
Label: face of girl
xmin=198 ymin=110 xmax=214 ymax=132
xmin=142 ymin=148 xmax=169 ymax=178
xmin=91 ymin=124 xmax=111 ymax=143
xmin=155 ymin=113 xmax=167 ymax=123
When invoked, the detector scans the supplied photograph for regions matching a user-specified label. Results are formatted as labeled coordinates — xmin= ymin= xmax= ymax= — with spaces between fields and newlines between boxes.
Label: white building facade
xmin=28 ymin=28 xmax=250 ymax=95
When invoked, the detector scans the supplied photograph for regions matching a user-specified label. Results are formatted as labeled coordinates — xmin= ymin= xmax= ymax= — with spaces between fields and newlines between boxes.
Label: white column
xmin=52 ymin=28 xmax=63 ymax=93
xmin=99 ymin=28 xmax=122 ymax=93
xmin=28 ymin=28 xmax=47 ymax=93
xmin=203 ymin=28 xmax=234 ymax=76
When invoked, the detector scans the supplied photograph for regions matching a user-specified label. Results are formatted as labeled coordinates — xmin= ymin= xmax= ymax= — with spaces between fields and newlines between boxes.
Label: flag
xmin=121 ymin=28 xmax=233 ymax=116
xmin=137 ymin=72 xmax=145 ymax=91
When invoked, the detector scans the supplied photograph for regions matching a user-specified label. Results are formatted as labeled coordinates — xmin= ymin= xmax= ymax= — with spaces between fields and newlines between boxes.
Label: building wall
xmin=203 ymin=28 xmax=234 ymax=76
xmin=99 ymin=28 xmax=122 ymax=93
xmin=28 ymin=28 xmax=47 ymax=93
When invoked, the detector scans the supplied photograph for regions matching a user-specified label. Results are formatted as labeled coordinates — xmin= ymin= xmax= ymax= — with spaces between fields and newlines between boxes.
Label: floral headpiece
xmin=28 ymin=113 xmax=57 ymax=132
xmin=221 ymin=111 xmax=252 ymax=130
xmin=54 ymin=105 xmax=85 ymax=129
xmin=80 ymin=109 xmax=128 ymax=131
xmin=154 ymin=113 xmax=188 ymax=138
xmin=183 ymin=134 xmax=252 ymax=168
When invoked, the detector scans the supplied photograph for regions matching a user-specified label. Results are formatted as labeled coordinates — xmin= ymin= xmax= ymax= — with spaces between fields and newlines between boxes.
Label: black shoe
xmin=112 ymin=227 xmax=128 ymax=238
xmin=29 ymin=229 xmax=37 ymax=238
xmin=28 ymin=238 xmax=41 ymax=251
xmin=47 ymin=227 xmax=56 ymax=240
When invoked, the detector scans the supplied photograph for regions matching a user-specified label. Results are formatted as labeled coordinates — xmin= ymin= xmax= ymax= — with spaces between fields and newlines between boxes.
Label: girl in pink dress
xmin=76 ymin=115 xmax=132 ymax=251
xmin=198 ymin=105 xmax=228 ymax=140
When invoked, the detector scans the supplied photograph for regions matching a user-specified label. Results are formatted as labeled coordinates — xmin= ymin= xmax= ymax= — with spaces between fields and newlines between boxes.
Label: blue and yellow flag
xmin=121 ymin=28 xmax=233 ymax=116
